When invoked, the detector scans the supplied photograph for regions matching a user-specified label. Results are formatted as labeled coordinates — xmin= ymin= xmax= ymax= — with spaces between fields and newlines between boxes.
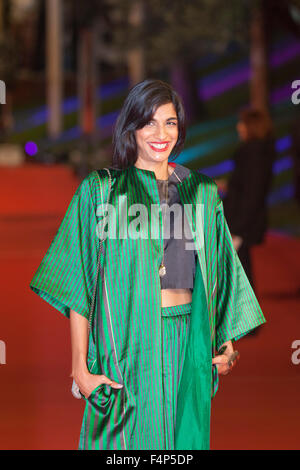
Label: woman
xmin=30 ymin=79 xmax=266 ymax=450
xmin=223 ymin=108 xmax=276 ymax=292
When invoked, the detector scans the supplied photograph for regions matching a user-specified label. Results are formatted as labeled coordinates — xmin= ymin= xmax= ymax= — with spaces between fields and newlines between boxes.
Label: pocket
xmin=87 ymin=383 xmax=105 ymax=400
xmin=80 ymin=383 xmax=104 ymax=401
xmin=87 ymin=383 xmax=113 ymax=411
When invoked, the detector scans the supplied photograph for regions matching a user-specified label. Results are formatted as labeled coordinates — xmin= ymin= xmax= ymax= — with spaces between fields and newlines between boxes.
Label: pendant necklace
xmin=158 ymin=168 xmax=169 ymax=278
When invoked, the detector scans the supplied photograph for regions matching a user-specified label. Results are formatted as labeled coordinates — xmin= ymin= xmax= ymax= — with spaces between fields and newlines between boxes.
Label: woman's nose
xmin=153 ymin=124 xmax=168 ymax=140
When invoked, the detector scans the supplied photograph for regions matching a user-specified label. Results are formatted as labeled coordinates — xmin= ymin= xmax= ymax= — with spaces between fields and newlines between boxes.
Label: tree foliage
xmin=68 ymin=0 xmax=300 ymax=72
xmin=107 ymin=0 xmax=252 ymax=71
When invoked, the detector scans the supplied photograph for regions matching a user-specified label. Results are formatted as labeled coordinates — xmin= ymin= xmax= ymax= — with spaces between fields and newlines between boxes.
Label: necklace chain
xmin=159 ymin=166 xmax=170 ymax=278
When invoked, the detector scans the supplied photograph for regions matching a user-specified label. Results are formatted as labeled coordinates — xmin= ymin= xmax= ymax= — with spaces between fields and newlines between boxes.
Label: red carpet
xmin=0 ymin=164 xmax=299 ymax=449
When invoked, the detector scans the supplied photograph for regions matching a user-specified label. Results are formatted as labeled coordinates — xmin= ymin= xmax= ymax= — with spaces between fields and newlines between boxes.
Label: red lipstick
xmin=148 ymin=142 xmax=170 ymax=152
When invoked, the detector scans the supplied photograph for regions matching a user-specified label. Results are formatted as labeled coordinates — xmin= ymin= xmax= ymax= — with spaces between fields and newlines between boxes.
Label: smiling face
xmin=135 ymin=102 xmax=179 ymax=167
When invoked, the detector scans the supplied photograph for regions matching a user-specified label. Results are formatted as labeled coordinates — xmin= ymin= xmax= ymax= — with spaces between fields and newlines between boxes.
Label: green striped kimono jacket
xmin=30 ymin=163 xmax=266 ymax=450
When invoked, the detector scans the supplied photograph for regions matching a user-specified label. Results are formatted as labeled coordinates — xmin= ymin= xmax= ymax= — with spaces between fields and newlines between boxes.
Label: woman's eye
xmin=144 ymin=120 xmax=177 ymax=127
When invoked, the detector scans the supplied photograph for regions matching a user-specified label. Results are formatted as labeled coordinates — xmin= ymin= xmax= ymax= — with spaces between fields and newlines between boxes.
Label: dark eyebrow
xmin=150 ymin=117 xmax=178 ymax=121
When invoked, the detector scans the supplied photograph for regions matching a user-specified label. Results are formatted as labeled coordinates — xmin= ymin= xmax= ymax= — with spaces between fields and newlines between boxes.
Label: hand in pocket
xmin=75 ymin=372 xmax=124 ymax=399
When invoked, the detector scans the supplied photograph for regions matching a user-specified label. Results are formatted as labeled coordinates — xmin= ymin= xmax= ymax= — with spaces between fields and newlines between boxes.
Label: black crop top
xmin=155 ymin=163 xmax=197 ymax=290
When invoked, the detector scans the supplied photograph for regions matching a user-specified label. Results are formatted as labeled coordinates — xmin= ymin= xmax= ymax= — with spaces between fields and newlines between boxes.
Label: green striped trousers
xmin=78 ymin=302 xmax=192 ymax=450
xmin=160 ymin=302 xmax=192 ymax=450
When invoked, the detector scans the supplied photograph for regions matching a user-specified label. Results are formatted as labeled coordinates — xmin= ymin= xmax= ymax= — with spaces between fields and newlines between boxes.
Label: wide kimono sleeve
xmin=29 ymin=171 xmax=100 ymax=320
xmin=215 ymin=194 xmax=266 ymax=350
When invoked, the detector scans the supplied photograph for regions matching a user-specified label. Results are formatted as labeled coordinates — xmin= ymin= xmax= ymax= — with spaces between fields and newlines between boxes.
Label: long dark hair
xmin=112 ymin=79 xmax=186 ymax=169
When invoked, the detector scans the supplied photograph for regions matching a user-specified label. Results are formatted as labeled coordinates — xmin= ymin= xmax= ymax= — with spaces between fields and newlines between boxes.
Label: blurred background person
xmin=223 ymin=108 xmax=276 ymax=293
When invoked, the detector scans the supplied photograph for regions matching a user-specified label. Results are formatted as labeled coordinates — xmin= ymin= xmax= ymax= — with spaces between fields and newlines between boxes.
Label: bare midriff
xmin=161 ymin=288 xmax=192 ymax=307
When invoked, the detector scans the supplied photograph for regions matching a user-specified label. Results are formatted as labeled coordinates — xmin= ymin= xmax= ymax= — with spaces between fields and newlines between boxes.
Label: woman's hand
xmin=69 ymin=310 xmax=123 ymax=398
xmin=232 ymin=235 xmax=243 ymax=252
xmin=212 ymin=340 xmax=239 ymax=375
xmin=73 ymin=370 xmax=124 ymax=399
